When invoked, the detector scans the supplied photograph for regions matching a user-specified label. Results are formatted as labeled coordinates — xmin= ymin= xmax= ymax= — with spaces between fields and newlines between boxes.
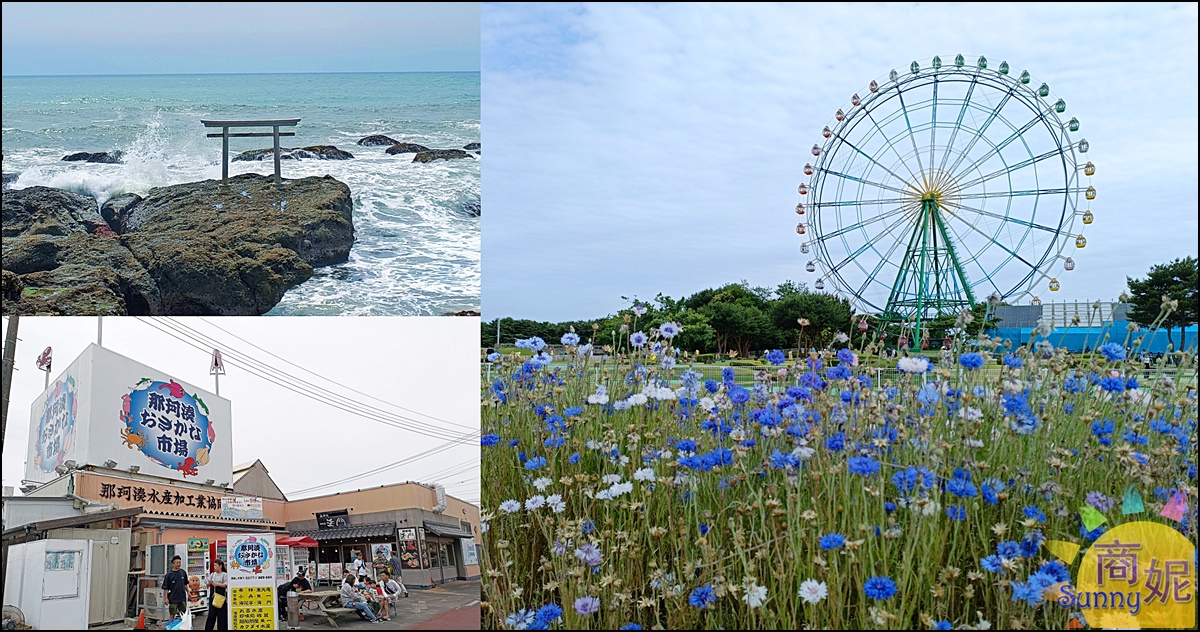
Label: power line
xmin=135 ymin=317 xmax=478 ymax=445
xmin=197 ymin=317 xmax=474 ymax=430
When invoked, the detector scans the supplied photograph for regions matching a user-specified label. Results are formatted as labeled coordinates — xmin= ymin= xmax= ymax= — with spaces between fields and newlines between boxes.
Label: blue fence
xmin=987 ymin=325 xmax=1198 ymax=353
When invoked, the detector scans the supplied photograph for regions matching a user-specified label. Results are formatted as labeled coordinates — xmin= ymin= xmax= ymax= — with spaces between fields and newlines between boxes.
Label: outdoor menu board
xmin=226 ymin=533 xmax=276 ymax=630
xmin=397 ymin=528 xmax=420 ymax=569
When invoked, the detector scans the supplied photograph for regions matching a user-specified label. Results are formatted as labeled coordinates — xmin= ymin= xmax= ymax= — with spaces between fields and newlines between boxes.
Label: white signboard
xmin=25 ymin=344 xmax=233 ymax=485
xmin=226 ymin=533 xmax=277 ymax=630
xmin=221 ymin=496 xmax=265 ymax=520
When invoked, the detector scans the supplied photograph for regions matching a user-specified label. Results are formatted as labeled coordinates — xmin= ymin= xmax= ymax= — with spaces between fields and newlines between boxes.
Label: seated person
xmin=364 ymin=577 xmax=390 ymax=621
xmin=339 ymin=576 xmax=380 ymax=623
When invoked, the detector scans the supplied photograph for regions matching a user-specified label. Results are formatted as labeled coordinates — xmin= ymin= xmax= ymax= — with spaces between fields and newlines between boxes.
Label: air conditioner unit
xmin=143 ymin=588 xmax=166 ymax=609
xmin=138 ymin=531 xmax=156 ymax=549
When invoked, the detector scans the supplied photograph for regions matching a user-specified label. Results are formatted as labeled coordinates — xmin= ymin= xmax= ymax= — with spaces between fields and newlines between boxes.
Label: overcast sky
xmin=481 ymin=2 xmax=1199 ymax=323
xmin=1 ymin=316 xmax=480 ymax=506
xmin=1 ymin=2 xmax=480 ymax=75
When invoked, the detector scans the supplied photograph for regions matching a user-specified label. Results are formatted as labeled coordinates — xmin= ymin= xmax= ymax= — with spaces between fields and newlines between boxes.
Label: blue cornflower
xmin=946 ymin=505 xmax=967 ymax=521
xmin=946 ymin=476 xmax=978 ymax=498
xmin=981 ymin=555 xmax=1004 ymax=573
xmin=1027 ymin=570 xmax=1058 ymax=592
xmin=825 ymin=432 xmax=846 ymax=452
xmin=1125 ymin=376 xmax=1139 ymax=390
xmin=505 ymin=609 xmax=536 ymax=629
xmin=863 ymin=576 xmax=897 ymax=600
xmin=1098 ymin=375 xmax=1125 ymax=392
xmin=1021 ymin=530 xmax=1045 ymax=557
xmin=769 ymin=449 xmax=800 ymax=470
xmin=1022 ymin=506 xmax=1047 ymax=523
xmin=1010 ymin=580 xmax=1044 ymax=607
xmin=629 ymin=331 xmax=648 ymax=347
xmin=819 ymin=533 xmax=845 ymax=550
xmin=568 ymin=452 xmax=581 ymax=465
xmin=997 ymin=541 xmax=1020 ymax=558
xmin=1004 ymin=353 xmax=1023 ymax=368
xmin=728 ymin=385 xmax=751 ymax=404
xmin=884 ymin=501 xmax=897 ymax=512
xmin=1122 ymin=429 xmax=1148 ymax=445
xmin=561 ymin=332 xmax=580 ymax=346
xmin=524 ymin=456 xmax=547 ymax=470
xmin=1099 ymin=342 xmax=1126 ymax=362
xmin=581 ymin=519 xmax=595 ymax=534
xmin=487 ymin=352 xmax=501 ymax=362
xmin=721 ymin=367 xmax=736 ymax=382
xmin=826 ymin=365 xmax=852 ymax=381
xmin=481 ymin=434 xmax=500 ymax=447
xmin=1039 ymin=560 xmax=1071 ymax=583
xmin=704 ymin=379 xmax=720 ymax=394
xmin=564 ymin=406 xmax=583 ymax=417
xmin=676 ymin=439 xmax=698 ymax=453
xmin=508 ymin=439 xmax=521 ymax=447
xmin=834 ymin=348 xmax=855 ymax=365
xmin=688 ymin=583 xmax=717 ymax=608
xmin=698 ymin=523 xmax=709 ymax=535
xmin=535 ymin=603 xmax=563 ymax=624
xmin=932 ymin=620 xmax=953 ymax=630
xmin=619 ymin=625 xmax=643 ymax=630
xmin=765 ymin=349 xmax=786 ymax=365
xmin=544 ymin=436 xmax=565 ymax=448
xmin=848 ymin=456 xmax=881 ymax=476
xmin=959 ymin=352 xmax=985 ymax=370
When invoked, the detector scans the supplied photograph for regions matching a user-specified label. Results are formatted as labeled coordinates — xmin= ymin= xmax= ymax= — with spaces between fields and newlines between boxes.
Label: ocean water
xmin=1 ymin=72 xmax=480 ymax=316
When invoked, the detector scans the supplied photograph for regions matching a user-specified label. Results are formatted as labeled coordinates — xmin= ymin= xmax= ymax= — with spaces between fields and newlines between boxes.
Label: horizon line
xmin=1 ymin=70 xmax=480 ymax=78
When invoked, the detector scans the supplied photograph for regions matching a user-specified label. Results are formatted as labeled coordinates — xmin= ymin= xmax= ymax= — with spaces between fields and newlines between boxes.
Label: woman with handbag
xmin=205 ymin=559 xmax=229 ymax=631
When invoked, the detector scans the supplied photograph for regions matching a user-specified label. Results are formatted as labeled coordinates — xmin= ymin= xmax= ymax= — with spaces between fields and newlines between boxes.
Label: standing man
xmin=352 ymin=550 xmax=370 ymax=582
xmin=386 ymin=553 xmax=409 ymax=597
xmin=161 ymin=555 xmax=190 ymax=621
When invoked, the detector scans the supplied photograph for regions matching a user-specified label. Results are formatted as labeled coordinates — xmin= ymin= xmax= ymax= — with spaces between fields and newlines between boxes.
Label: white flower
xmin=595 ymin=488 xmax=613 ymax=500
xmin=699 ymin=397 xmax=716 ymax=412
xmin=524 ymin=495 xmax=546 ymax=511
xmin=586 ymin=439 xmax=602 ymax=450
xmin=550 ymin=539 xmax=571 ymax=555
xmin=532 ymin=477 xmax=553 ymax=491
xmin=633 ymin=467 xmax=655 ymax=481
xmin=961 ymin=406 xmax=983 ymax=422
xmin=587 ymin=386 xmax=608 ymax=405
xmin=1034 ymin=317 xmax=1055 ymax=338
xmin=481 ymin=521 xmax=489 ymax=534
xmin=897 ymin=357 xmax=929 ymax=373
xmin=792 ymin=445 xmax=816 ymax=459
xmin=602 ymin=474 xmax=622 ymax=485
xmin=742 ymin=582 xmax=768 ymax=608
xmin=546 ymin=494 xmax=566 ymax=513
xmin=577 ymin=343 xmax=593 ymax=358
xmin=610 ymin=481 xmax=633 ymax=497
xmin=613 ymin=400 xmax=631 ymax=411
xmin=835 ymin=332 xmax=850 ymax=343
xmin=798 ymin=579 xmax=828 ymax=605
xmin=498 ymin=500 xmax=521 ymax=514
xmin=628 ymin=393 xmax=648 ymax=406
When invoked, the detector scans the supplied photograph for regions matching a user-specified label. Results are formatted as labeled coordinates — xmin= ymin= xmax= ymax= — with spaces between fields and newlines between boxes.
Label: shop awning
xmin=288 ymin=522 xmax=395 ymax=541
xmin=278 ymin=536 xmax=319 ymax=547
xmin=423 ymin=521 xmax=473 ymax=539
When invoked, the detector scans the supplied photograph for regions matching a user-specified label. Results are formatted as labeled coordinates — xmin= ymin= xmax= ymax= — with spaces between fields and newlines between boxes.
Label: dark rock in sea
xmin=385 ymin=143 xmax=431 ymax=155
xmin=99 ymin=193 xmax=143 ymax=234
xmin=2 ymin=173 xmax=18 ymax=190
xmin=2 ymin=269 xmax=22 ymax=302
xmin=412 ymin=150 xmax=475 ymax=163
xmin=61 ymin=151 xmax=124 ymax=164
xmin=232 ymin=146 xmax=353 ymax=161
xmin=462 ymin=197 xmax=481 ymax=217
xmin=445 ymin=310 xmax=481 ymax=316
xmin=357 ymin=135 xmax=399 ymax=146
xmin=463 ymin=142 xmax=481 ymax=150
xmin=3 ymin=173 xmax=354 ymax=316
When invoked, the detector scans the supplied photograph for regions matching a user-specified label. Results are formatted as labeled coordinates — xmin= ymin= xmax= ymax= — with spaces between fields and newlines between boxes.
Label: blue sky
xmin=482 ymin=3 xmax=1199 ymax=322
xmin=1 ymin=2 xmax=480 ymax=75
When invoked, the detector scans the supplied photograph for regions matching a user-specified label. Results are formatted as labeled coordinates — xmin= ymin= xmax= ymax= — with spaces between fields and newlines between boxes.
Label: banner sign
xmin=221 ymin=496 xmax=265 ymax=520
xmin=25 ymin=344 xmax=232 ymax=485
xmin=188 ymin=538 xmax=209 ymax=552
xmin=227 ymin=533 xmax=276 ymax=630
xmin=35 ymin=377 xmax=78 ymax=474
xmin=315 ymin=509 xmax=350 ymax=530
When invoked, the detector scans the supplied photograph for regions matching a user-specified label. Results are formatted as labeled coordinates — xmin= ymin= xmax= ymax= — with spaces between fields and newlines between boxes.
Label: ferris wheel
xmin=796 ymin=54 xmax=1094 ymax=332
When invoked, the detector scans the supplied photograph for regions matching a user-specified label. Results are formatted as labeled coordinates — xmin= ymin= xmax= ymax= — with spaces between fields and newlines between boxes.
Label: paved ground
xmin=113 ymin=580 xmax=480 ymax=630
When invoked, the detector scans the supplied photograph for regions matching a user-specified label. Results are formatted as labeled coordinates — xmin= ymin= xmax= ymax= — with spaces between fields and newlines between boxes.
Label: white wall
xmin=3 ymin=539 xmax=92 ymax=630
xmin=1 ymin=496 xmax=79 ymax=531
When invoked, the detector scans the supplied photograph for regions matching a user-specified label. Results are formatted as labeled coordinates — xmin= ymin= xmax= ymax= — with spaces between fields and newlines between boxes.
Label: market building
xmin=2 ymin=343 xmax=479 ymax=628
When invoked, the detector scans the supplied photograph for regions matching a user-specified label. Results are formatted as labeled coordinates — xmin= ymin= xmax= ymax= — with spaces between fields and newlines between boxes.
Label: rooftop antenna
xmin=210 ymin=349 xmax=226 ymax=396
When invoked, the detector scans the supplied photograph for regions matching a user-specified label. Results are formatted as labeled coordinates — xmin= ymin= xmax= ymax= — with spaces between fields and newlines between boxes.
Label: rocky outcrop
xmin=385 ymin=143 xmax=431 ymax=155
xmin=446 ymin=310 xmax=481 ymax=316
xmin=462 ymin=197 xmax=480 ymax=217
xmin=61 ymin=151 xmax=124 ymax=164
xmin=3 ymin=174 xmax=354 ymax=316
xmin=357 ymin=135 xmax=399 ymax=146
xmin=2 ymin=173 xmax=18 ymax=190
xmin=232 ymin=146 xmax=354 ymax=161
xmin=463 ymin=142 xmax=480 ymax=150
xmin=99 ymin=193 xmax=143 ymax=234
xmin=412 ymin=150 xmax=475 ymax=163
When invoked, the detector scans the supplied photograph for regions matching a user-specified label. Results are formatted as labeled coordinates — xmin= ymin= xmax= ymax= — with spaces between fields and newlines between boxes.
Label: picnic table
xmin=297 ymin=590 xmax=359 ymax=629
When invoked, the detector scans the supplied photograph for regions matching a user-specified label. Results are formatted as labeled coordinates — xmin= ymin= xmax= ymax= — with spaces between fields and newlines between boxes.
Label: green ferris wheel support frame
xmin=880 ymin=194 xmax=977 ymax=348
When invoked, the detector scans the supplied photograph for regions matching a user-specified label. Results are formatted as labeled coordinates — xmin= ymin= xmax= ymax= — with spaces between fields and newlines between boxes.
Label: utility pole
xmin=2 ymin=315 xmax=18 ymax=457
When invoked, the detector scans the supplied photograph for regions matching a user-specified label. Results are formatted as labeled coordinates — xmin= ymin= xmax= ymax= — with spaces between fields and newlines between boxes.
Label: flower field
xmin=480 ymin=311 xmax=1197 ymax=630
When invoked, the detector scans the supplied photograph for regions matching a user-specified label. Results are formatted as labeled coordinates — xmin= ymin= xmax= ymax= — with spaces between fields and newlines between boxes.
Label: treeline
xmin=485 ymin=280 xmax=862 ymax=356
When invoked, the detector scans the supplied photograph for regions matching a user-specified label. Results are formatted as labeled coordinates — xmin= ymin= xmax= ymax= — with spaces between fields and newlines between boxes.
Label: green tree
xmin=1126 ymin=256 xmax=1199 ymax=350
